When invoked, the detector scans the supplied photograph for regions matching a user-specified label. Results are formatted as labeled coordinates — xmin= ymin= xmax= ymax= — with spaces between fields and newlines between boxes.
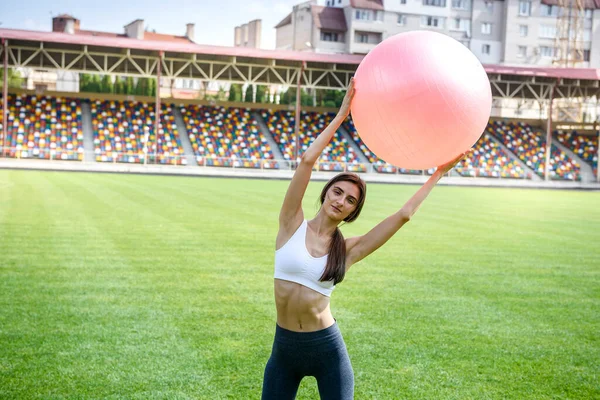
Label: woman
xmin=261 ymin=79 xmax=466 ymax=399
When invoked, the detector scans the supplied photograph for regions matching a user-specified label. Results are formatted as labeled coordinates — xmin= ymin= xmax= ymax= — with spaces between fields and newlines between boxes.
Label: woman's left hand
xmin=436 ymin=150 xmax=471 ymax=176
xmin=337 ymin=78 xmax=356 ymax=118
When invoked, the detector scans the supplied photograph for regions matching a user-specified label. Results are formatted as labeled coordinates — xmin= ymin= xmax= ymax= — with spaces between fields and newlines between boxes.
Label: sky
xmin=0 ymin=0 xmax=313 ymax=49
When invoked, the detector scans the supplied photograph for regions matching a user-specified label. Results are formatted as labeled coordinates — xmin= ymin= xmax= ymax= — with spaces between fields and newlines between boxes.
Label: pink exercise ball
xmin=351 ymin=30 xmax=492 ymax=170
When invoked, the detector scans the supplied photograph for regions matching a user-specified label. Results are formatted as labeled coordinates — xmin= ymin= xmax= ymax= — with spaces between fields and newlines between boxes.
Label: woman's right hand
xmin=337 ymin=78 xmax=356 ymax=118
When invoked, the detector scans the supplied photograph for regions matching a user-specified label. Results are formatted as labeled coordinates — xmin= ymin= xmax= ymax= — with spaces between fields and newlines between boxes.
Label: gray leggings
xmin=261 ymin=322 xmax=354 ymax=400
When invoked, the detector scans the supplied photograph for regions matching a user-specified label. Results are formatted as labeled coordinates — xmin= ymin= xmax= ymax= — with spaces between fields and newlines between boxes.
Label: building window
xmin=482 ymin=44 xmax=491 ymax=55
xmin=484 ymin=1 xmax=493 ymax=12
xmin=451 ymin=0 xmax=470 ymax=10
xmin=583 ymin=49 xmax=590 ymax=62
xmin=397 ymin=14 xmax=407 ymax=25
xmin=519 ymin=1 xmax=531 ymax=16
xmin=451 ymin=18 xmax=471 ymax=32
xmin=321 ymin=31 xmax=340 ymax=42
xmin=355 ymin=9 xmax=372 ymax=20
xmin=423 ymin=0 xmax=446 ymax=6
xmin=421 ymin=16 xmax=445 ymax=28
xmin=354 ymin=31 xmax=382 ymax=44
xmin=539 ymin=25 xmax=556 ymax=38
xmin=540 ymin=46 xmax=556 ymax=58
xmin=584 ymin=9 xmax=592 ymax=18
xmin=356 ymin=33 xmax=368 ymax=43
xmin=481 ymin=22 xmax=492 ymax=35
xmin=584 ymin=29 xmax=591 ymax=42
xmin=540 ymin=4 xmax=559 ymax=17
xmin=519 ymin=25 xmax=528 ymax=37
xmin=518 ymin=46 xmax=527 ymax=58
xmin=375 ymin=11 xmax=384 ymax=21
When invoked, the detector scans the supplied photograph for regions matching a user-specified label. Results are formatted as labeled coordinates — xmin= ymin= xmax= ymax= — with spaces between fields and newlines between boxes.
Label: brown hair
xmin=318 ymin=172 xmax=367 ymax=284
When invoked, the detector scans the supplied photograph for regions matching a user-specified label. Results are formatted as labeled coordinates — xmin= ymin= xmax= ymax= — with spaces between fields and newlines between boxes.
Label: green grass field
xmin=0 ymin=170 xmax=598 ymax=399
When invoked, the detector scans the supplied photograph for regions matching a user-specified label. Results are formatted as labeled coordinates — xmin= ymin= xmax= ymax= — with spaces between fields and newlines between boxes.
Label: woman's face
xmin=323 ymin=180 xmax=361 ymax=221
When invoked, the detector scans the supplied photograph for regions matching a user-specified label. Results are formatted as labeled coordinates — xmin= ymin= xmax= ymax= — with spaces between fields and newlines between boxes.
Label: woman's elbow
xmin=397 ymin=211 xmax=411 ymax=224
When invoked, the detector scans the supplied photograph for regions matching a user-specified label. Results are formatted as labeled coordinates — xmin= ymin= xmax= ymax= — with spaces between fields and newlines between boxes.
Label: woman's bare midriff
xmin=274 ymin=279 xmax=335 ymax=332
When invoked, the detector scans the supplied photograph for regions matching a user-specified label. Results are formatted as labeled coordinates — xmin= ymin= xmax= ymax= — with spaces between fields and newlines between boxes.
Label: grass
xmin=0 ymin=170 xmax=598 ymax=399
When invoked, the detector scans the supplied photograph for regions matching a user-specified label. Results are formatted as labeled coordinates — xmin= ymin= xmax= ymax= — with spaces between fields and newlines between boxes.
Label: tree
xmin=322 ymin=89 xmax=344 ymax=108
xmin=114 ymin=78 xmax=124 ymax=94
xmin=228 ymin=84 xmax=242 ymax=102
xmin=217 ymin=86 xmax=227 ymax=101
xmin=79 ymin=73 xmax=91 ymax=92
xmin=148 ymin=78 xmax=156 ymax=97
xmin=125 ymin=76 xmax=135 ymax=95
xmin=100 ymin=75 xmax=113 ymax=93
xmin=256 ymin=85 xmax=266 ymax=104
xmin=301 ymin=89 xmax=312 ymax=107
xmin=89 ymin=74 xmax=101 ymax=93
xmin=244 ymin=85 xmax=253 ymax=102
xmin=134 ymin=78 xmax=145 ymax=96
xmin=0 ymin=69 xmax=24 ymax=89
xmin=280 ymin=89 xmax=291 ymax=105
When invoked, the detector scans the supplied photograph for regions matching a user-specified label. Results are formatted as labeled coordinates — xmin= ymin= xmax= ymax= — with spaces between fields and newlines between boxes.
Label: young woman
xmin=262 ymin=79 xmax=466 ymax=399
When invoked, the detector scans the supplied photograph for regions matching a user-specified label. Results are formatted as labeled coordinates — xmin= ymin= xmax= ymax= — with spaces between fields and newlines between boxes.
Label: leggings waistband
xmin=275 ymin=322 xmax=342 ymax=346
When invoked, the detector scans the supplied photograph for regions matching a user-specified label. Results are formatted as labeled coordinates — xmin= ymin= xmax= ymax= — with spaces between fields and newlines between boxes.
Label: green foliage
xmin=125 ymin=76 xmax=134 ymax=95
xmin=149 ymin=79 xmax=156 ymax=97
xmin=78 ymin=74 xmax=155 ymax=96
xmin=300 ymin=89 xmax=313 ymax=107
xmin=279 ymin=89 xmax=291 ymax=105
xmin=0 ymin=68 xmax=24 ymax=89
xmin=228 ymin=84 xmax=243 ymax=102
xmin=100 ymin=75 xmax=113 ymax=94
xmin=114 ymin=78 xmax=124 ymax=95
xmin=244 ymin=85 xmax=253 ymax=102
xmin=321 ymin=89 xmax=344 ymax=108
xmin=256 ymin=85 xmax=267 ymax=104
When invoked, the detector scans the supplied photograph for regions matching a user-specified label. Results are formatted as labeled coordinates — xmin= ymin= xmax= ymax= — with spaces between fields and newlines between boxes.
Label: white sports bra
xmin=274 ymin=220 xmax=335 ymax=297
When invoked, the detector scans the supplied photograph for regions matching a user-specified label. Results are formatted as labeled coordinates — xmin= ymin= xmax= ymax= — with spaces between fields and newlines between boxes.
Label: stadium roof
xmin=0 ymin=28 xmax=364 ymax=65
xmin=73 ymin=29 xmax=193 ymax=44
xmin=0 ymin=27 xmax=599 ymax=98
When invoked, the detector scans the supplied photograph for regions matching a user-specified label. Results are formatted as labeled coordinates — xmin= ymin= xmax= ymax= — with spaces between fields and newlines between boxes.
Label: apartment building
xmin=275 ymin=0 xmax=600 ymax=67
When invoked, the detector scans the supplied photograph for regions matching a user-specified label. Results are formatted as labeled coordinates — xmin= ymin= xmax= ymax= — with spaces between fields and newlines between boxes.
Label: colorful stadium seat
xmin=0 ymin=94 xmax=83 ymax=160
xmin=455 ymin=133 xmax=530 ymax=179
xmin=555 ymin=130 xmax=598 ymax=177
xmin=181 ymin=105 xmax=278 ymax=169
xmin=91 ymin=100 xmax=185 ymax=165
xmin=261 ymin=110 xmax=366 ymax=172
xmin=489 ymin=121 xmax=580 ymax=181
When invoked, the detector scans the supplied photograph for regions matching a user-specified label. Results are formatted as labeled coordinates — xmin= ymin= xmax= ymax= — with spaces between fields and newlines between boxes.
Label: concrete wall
xmin=276 ymin=24 xmax=294 ymax=49
xmin=591 ymin=10 xmax=600 ymax=67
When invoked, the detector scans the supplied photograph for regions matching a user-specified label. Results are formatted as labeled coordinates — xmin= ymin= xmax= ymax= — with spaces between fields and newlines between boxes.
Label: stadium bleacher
xmin=489 ymin=121 xmax=581 ymax=181
xmin=1 ymin=92 xmax=596 ymax=184
xmin=181 ymin=105 xmax=278 ymax=169
xmin=455 ymin=133 xmax=530 ymax=179
xmin=261 ymin=110 xmax=366 ymax=172
xmin=555 ymin=130 xmax=598 ymax=177
xmin=91 ymin=100 xmax=185 ymax=165
xmin=0 ymin=94 xmax=83 ymax=160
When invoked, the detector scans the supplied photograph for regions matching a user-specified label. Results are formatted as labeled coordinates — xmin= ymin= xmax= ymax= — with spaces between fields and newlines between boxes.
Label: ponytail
xmin=317 ymin=172 xmax=367 ymax=285
xmin=320 ymin=227 xmax=347 ymax=284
